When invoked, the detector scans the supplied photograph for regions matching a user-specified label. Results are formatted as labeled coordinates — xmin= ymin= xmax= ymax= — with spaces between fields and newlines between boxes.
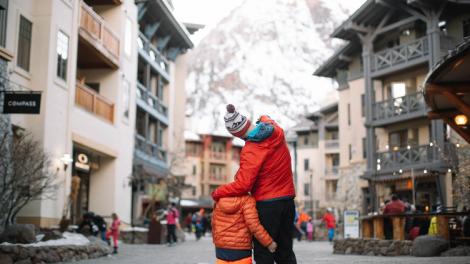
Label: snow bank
xmin=1 ymin=232 xmax=89 ymax=247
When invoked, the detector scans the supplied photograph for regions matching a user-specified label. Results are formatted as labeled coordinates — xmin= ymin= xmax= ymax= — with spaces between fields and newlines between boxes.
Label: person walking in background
xmin=212 ymin=195 xmax=277 ymax=264
xmin=184 ymin=213 xmax=193 ymax=233
xmin=306 ymin=219 xmax=314 ymax=242
xmin=193 ymin=208 xmax=204 ymax=240
xmin=106 ymin=213 xmax=121 ymax=254
xmin=322 ymin=208 xmax=336 ymax=243
xmin=297 ymin=210 xmax=310 ymax=240
xmin=166 ymin=202 xmax=180 ymax=246
xmin=212 ymin=105 xmax=296 ymax=264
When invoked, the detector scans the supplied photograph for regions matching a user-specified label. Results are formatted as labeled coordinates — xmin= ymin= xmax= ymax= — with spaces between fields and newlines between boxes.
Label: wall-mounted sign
xmin=75 ymin=153 xmax=90 ymax=172
xmin=344 ymin=210 xmax=360 ymax=238
xmin=2 ymin=91 xmax=41 ymax=114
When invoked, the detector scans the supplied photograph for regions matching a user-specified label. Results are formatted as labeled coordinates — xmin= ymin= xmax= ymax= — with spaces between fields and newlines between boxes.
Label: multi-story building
xmin=315 ymin=0 xmax=470 ymax=212
xmin=130 ymin=0 xmax=193 ymax=224
xmin=182 ymin=132 xmax=243 ymax=202
xmin=288 ymin=103 xmax=341 ymax=216
xmin=1 ymin=0 xmax=138 ymax=226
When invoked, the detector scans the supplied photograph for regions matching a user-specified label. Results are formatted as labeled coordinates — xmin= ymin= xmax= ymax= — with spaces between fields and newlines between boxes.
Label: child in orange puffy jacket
xmin=212 ymin=195 xmax=277 ymax=264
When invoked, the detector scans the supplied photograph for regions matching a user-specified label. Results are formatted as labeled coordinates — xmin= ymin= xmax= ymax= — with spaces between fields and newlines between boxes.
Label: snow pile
xmin=1 ymin=232 xmax=89 ymax=247
xmin=186 ymin=0 xmax=350 ymax=133
xmin=121 ymin=227 xmax=149 ymax=232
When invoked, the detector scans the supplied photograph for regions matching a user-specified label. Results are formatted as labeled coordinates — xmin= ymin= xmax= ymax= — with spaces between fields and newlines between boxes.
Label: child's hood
xmin=216 ymin=196 xmax=245 ymax=214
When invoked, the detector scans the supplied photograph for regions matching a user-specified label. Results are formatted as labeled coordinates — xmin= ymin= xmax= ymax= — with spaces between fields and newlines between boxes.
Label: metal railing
xmin=325 ymin=139 xmax=339 ymax=149
xmin=137 ymin=32 xmax=169 ymax=73
xmin=134 ymin=134 xmax=167 ymax=162
xmin=210 ymin=152 xmax=227 ymax=160
xmin=372 ymin=91 xmax=425 ymax=122
xmin=325 ymin=166 xmax=340 ymax=176
xmin=371 ymin=36 xmax=429 ymax=72
xmin=136 ymin=82 xmax=168 ymax=116
xmin=75 ymin=82 xmax=114 ymax=123
xmin=79 ymin=1 xmax=120 ymax=61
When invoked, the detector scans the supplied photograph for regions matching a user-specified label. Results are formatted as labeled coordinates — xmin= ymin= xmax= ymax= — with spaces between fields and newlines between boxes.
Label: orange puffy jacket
xmin=212 ymin=116 xmax=295 ymax=201
xmin=212 ymin=195 xmax=273 ymax=250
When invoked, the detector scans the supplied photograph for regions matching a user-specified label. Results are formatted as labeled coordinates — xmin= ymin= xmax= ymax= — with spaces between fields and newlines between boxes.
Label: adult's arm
xmin=212 ymin=144 xmax=268 ymax=200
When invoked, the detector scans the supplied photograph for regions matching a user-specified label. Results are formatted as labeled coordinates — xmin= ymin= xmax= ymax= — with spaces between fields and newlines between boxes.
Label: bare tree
xmin=0 ymin=126 xmax=57 ymax=229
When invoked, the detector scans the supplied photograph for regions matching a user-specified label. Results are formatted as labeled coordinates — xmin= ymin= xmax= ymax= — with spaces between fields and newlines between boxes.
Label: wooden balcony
xmin=77 ymin=1 xmax=120 ymax=69
xmin=75 ymin=82 xmax=114 ymax=123
xmin=371 ymin=37 xmax=429 ymax=77
xmin=376 ymin=144 xmax=434 ymax=173
xmin=372 ymin=91 xmax=427 ymax=126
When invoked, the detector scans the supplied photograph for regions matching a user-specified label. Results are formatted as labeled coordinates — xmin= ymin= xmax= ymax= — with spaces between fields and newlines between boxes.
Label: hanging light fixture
xmin=454 ymin=114 xmax=468 ymax=126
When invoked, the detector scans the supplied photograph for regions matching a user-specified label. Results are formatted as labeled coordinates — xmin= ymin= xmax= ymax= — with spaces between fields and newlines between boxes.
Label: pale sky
xmin=172 ymin=0 xmax=367 ymax=43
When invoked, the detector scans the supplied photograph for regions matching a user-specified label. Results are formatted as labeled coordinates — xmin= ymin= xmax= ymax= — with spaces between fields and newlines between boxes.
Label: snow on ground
xmin=1 ymin=232 xmax=89 ymax=247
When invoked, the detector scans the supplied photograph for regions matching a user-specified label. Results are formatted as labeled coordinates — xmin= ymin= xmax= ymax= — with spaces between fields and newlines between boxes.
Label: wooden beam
xmin=345 ymin=21 xmax=371 ymax=34
xmin=371 ymin=12 xmax=392 ymax=41
xmin=338 ymin=54 xmax=353 ymax=62
xmin=376 ymin=16 xmax=419 ymax=35
xmin=144 ymin=22 xmax=160 ymax=40
xmin=428 ymin=110 xmax=459 ymax=119
xmin=157 ymin=35 xmax=171 ymax=51
xmin=377 ymin=0 xmax=427 ymax=21
xmin=441 ymin=90 xmax=470 ymax=119
xmin=445 ymin=116 xmax=470 ymax=143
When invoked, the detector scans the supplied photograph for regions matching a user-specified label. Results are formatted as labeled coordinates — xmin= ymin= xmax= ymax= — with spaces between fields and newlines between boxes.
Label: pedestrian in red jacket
xmin=212 ymin=104 xmax=296 ymax=264
xmin=106 ymin=213 xmax=120 ymax=254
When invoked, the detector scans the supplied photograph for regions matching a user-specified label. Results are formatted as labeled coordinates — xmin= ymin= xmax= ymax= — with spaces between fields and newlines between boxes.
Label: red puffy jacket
xmin=212 ymin=116 xmax=295 ymax=201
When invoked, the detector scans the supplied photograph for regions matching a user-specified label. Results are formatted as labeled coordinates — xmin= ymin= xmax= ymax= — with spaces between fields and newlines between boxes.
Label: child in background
xmin=212 ymin=195 xmax=277 ymax=264
xmin=106 ymin=213 xmax=121 ymax=254
xmin=307 ymin=220 xmax=314 ymax=241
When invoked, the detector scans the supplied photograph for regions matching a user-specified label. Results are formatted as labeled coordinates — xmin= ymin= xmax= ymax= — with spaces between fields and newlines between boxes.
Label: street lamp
xmin=454 ymin=114 xmax=468 ymax=126
xmin=60 ymin=154 xmax=73 ymax=171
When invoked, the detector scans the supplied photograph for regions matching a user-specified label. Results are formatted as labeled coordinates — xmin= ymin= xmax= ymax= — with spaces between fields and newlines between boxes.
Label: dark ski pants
xmin=254 ymin=198 xmax=297 ymax=264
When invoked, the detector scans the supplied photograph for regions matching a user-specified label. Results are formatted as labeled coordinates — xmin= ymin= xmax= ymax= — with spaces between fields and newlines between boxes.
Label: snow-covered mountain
xmin=185 ymin=0 xmax=351 ymax=132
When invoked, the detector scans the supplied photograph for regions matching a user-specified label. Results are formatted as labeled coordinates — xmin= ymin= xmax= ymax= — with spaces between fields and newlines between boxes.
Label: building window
xmin=17 ymin=15 xmax=33 ymax=71
xmin=192 ymin=165 xmax=196 ymax=176
xmin=304 ymin=183 xmax=310 ymax=196
xmin=347 ymin=103 xmax=351 ymax=126
xmin=463 ymin=18 xmax=470 ymax=38
xmin=304 ymin=159 xmax=309 ymax=171
xmin=122 ymin=79 xmax=130 ymax=119
xmin=124 ymin=16 xmax=132 ymax=57
xmin=362 ymin=137 xmax=366 ymax=159
xmin=303 ymin=136 xmax=309 ymax=146
xmin=349 ymin=144 xmax=352 ymax=160
xmin=0 ymin=0 xmax=8 ymax=48
xmin=56 ymin=31 xmax=69 ymax=81
xmin=361 ymin=94 xmax=365 ymax=117
xmin=192 ymin=186 xmax=196 ymax=196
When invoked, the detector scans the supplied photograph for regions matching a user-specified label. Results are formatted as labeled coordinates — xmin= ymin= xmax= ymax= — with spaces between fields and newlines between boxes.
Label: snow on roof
xmin=232 ymin=137 xmax=245 ymax=147
xmin=184 ymin=130 xmax=201 ymax=141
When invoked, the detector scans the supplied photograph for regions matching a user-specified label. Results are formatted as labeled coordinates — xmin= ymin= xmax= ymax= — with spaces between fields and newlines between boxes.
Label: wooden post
xmin=373 ymin=217 xmax=384 ymax=239
xmin=392 ymin=217 xmax=405 ymax=240
xmin=437 ymin=215 xmax=449 ymax=240
xmin=362 ymin=219 xmax=373 ymax=238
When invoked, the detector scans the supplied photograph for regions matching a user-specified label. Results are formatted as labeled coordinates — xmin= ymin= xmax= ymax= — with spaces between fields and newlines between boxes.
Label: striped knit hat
xmin=224 ymin=104 xmax=251 ymax=138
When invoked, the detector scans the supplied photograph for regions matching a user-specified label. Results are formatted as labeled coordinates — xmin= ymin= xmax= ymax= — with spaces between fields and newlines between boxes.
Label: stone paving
xmin=70 ymin=234 xmax=470 ymax=264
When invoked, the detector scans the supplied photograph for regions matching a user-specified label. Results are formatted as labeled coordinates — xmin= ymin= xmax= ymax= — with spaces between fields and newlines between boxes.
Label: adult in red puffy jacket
xmin=212 ymin=104 xmax=296 ymax=264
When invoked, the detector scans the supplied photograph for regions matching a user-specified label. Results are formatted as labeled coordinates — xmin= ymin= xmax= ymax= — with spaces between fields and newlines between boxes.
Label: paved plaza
xmin=70 ymin=234 xmax=470 ymax=264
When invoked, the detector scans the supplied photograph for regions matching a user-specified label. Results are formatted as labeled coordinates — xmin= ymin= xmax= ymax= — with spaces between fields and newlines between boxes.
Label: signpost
xmin=2 ymin=91 xmax=42 ymax=114
xmin=344 ymin=210 xmax=360 ymax=238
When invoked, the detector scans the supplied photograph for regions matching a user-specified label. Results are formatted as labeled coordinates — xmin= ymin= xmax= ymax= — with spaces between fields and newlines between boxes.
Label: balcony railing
xmin=325 ymin=166 xmax=340 ymax=177
xmin=325 ymin=139 xmax=339 ymax=149
xmin=209 ymin=174 xmax=227 ymax=181
xmin=134 ymin=134 xmax=167 ymax=162
xmin=79 ymin=1 xmax=120 ymax=65
xmin=136 ymin=82 xmax=168 ymax=117
xmin=372 ymin=91 xmax=426 ymax=124
xmin=210 ymin=152 xmax=227 ymax=160
xmin=75 ymin=82 xmax=114 ymax=123
xmin=371 ymin=37 xmax=429 ymax=72
xmin=376 ymin=144 xmax=433 ymax=171
xmin=137 ymin=32 xmax=169 ymax=74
